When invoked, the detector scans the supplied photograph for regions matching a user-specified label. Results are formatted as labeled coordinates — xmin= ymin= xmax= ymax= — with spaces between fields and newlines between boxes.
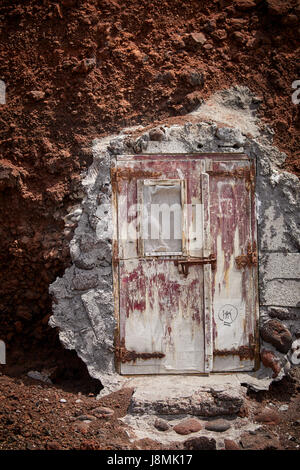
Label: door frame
xmin=111 ymin=153 xmax=259 ymax=375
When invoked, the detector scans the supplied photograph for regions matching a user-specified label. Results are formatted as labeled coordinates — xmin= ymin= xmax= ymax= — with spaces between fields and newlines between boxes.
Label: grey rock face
xmin=49 ymin=86 xmax=300 ymax=393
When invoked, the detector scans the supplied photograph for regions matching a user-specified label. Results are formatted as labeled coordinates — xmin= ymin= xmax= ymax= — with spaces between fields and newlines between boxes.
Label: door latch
xmin=174 ymin=254 xmax=216 ymax=276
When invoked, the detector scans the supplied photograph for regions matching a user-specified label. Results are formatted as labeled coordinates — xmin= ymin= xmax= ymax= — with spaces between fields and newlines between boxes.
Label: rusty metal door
xmin=112 ymin=154 xmax=258 ymax=375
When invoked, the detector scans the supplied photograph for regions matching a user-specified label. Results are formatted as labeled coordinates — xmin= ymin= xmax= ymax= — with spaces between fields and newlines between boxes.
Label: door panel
xmin=209 ymin=160 xmax=257 ymax=371
xmin=119 ymin=259 xmax=205 ymax=374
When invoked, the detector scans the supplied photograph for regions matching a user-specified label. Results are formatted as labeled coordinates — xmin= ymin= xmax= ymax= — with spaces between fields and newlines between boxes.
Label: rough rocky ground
xmin=0 ymin=365 xmax=299 ymax=450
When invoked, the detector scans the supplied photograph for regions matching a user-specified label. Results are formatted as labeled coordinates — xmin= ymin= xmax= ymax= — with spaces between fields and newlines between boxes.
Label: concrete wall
xmin=49 ymin=87 xmax=300 ymax=392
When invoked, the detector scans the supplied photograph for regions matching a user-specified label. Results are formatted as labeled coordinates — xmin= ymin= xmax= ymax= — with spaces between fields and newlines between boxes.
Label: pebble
xmin=27 ymin=90 xmax=45 ymax=101
xmin=184 ymin=436 xmax=216 ymax=450
xmin=224 ymin=439 xmax=240 ymax=450
xmin=91 ymin=406 xmax=114 ymax=417
xmin=154 ymin=418 xmax=170 ymax=432
xmin=255 ymin=408 xmax=281 ymax=425
xmin=75 ymin=414 xmax=97 ymax=422
xmin=72 ymin=421 xmax=90 ymax=434
xmin=173 ymin=418 xmax=202 ymax=435
xmin=60 ymin=398 xmax=67 ymax=403
xmin=27 ymin=370 xmax=52 ymax=384
xmin=205 ymin=419 xmax=231 ymax=432
xmin=279 ymin=405 xmax=288 ymax=412
xmin=149 ymin=128 xmax=165 ymax=142
xmin=189 ymin=32 xmax=207 ymax=45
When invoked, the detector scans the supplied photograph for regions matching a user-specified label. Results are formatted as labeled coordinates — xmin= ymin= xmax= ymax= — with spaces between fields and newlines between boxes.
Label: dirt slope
xmin=0 ymin=0 xmax=299 ymax=373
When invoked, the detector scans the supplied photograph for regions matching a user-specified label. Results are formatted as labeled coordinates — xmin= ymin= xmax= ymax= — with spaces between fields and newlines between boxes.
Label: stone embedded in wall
xmin=261 ymin=253 xmax=300 ymax=280
xmin=268 ymin=306 xmax=299 ymax=321
xmin=260 ymin=320 xmax=293 ymax=354
xmin=261 ymin=349 xmax=282 ymax=378
xmin=173 ymin=418 xmax=202 ymax=435
xmin=289 ymin=339 xmax=300 ymax=365
xmin=260 ymin=280 xmax=300 ymax=307
xmin=149 ymin=127 xmax=165 ymax=142
xmin=184 ymin=436 xmax=216 ymax=450
xmin=259 ymin=253 xmax=300 ymax=307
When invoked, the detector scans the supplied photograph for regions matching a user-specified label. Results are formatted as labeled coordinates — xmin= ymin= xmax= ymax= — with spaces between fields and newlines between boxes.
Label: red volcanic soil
xmin=0 ymin=0 xmax=299 ymax=378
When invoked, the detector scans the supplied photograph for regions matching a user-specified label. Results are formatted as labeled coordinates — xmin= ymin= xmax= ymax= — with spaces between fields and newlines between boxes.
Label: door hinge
xmin=115 ymin=339 xmax=165 ymax=363
xmin=235 ymin=242 xmax=257 ymax=269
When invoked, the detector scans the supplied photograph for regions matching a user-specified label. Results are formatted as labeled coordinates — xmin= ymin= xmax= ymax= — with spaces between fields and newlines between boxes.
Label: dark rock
xmin=224 ymin=439 xmax=240 ymax=450
xmin=91 ymin=406 xmax=114 ymax=418
xmin=26 ymin=443 xmax=37 ymax=450
xmin=255 ymin=408 xmax=281 ymax=425
xmin=0 ymin=161 xmax=20 ymax=190
xmin=184 ymin=436 xmax=216 ymax=450
xmin=282 ymin=14 xmax=298 ymax=26
xmin=205 ymin=419 xmax=231 ymax=432
xmin=266 ymin=0 xmax=290 ymax=16
xmin=149 ymin=128 xmax=165 ymax=142
xmin=211 ymin=29 xmax=227 ymax=41
xmin=238 ymin=403 xmax=249 ymax=418
xmin=260 ymin=319 xmax=293 ymax=353
xmin=46 ymin=441 xmax=61 ymax=450
xmin=72 ymin=421 xmax=90 ymax=434
xmin=74 ymin=58 xmax=96 ymax=73
xmin=27 ymin=90 xmax=45 ymax=101
xmin=203 ymin=43 xmax=214 ymax=50
xmin=268 ymin=307 xmax=292 ymax=320
xmin=155 ymin=70 xmax=176 ymax=83
xmin=171 ymin=34 xmax=185 ymax=49
xmin=185 ymin=91 xmax=203 ymax=110
xmin=173 ymin=418 xmax=202 ymax=435
xmin=189 ymin=32 xmax=207 ymax=46
xmin=227 ymin=18 xmax=247 ymax=30
xmin=203 ymin=19 xmax=216 ymax=32
xmin=232 ymin=31 xmax=245 ymax=44
xmin=187 ymin=70 xmax=204 ymax=87
xmin=240 ymin=428 xmax=282 ymax=450
xmin=261 ymin=349 xmax=282 ymax=378
xmin=75 ymin=414 xmax=97 ymax=422
xmin=14 ymin=321 xmax=23 ymax=333
xmin=17 ymin=306 xmax=32 ymax=321
xmin=154 ymin=418 xmax=170 ymax=432
xmin=234 ymin=0 xmax=257 ymax=10
xmin=184 ymin=32 xmax=207 ymax=50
